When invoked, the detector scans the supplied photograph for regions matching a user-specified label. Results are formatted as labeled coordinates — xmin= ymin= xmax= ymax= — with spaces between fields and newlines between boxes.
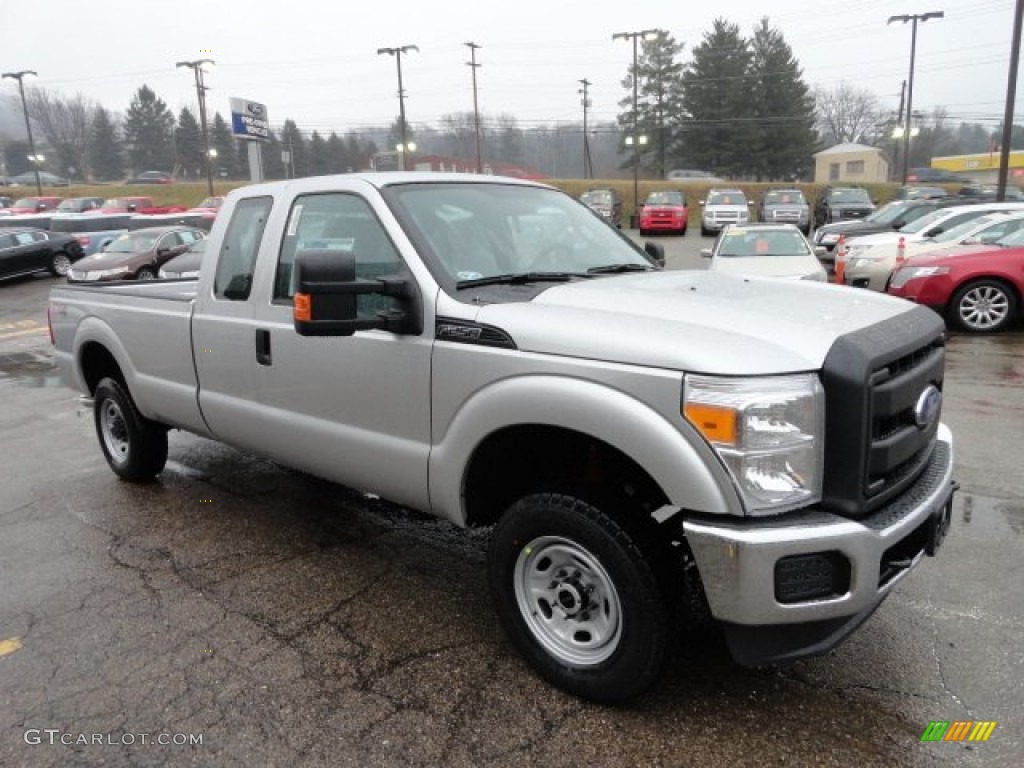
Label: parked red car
xmin=99 ymin=197 xmax=187 ymax=215
xmin=887 ymin=228 xmax=1024 ymax=333
xmin=638 ymin=190 xmax=688 ymax=236
xmin=0 ymin=196 xmax=63 ymax=215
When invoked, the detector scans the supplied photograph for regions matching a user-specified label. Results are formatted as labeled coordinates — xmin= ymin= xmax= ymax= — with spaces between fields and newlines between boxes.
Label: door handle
xmin=255 ymin=329 xmax=272 ymax=366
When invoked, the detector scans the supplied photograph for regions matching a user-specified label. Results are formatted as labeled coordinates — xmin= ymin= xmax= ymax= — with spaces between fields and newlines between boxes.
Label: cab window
xmin=274 ymin=193 xmax=404 ymax=317
xmin=214 ymin=197 xmax=273 ymax=301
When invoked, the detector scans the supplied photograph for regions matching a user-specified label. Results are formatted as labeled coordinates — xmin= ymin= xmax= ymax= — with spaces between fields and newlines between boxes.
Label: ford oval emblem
xmin=914 ymin=385 xmax=942 ymax=429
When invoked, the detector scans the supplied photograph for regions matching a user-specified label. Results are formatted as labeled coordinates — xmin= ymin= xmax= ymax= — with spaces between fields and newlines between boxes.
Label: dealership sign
xmin=230 ymin=98 xmax=269 ymax=142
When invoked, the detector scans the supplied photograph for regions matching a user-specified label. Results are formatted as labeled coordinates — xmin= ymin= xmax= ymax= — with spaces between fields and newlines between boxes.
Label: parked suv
xmin=700 ymin=188 xmax=750 ymax=236
xmin=813 ymin=186 xmax=876 ymax=228
xmin=579 ymin=188 xmax=624 ymax=228
xmin=756 ymin=189 xmax=810 ymax=234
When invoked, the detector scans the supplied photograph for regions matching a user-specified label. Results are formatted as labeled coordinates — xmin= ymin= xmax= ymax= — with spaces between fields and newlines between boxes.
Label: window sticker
xmin=286 ymin=204 xmax=303 ymax=237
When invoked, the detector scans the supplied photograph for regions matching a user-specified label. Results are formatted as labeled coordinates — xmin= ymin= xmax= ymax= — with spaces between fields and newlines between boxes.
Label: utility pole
xmin=997 ymin=0 xmax=1023 ymax=201
xmin=578 ymin=78 xmax=593 ymax=179
xmin=377 ymin=45 xmax=419 ymax=171
xmin=176 ymin=58 xmax=216 ymax=195
xmin=888 ymin=12 xmax=944 ymax=183
xmin=466 ymin=42 xmax=483 ymax=174
xmin=893 ymin=79 xmax=906 ymax=181
xmin=613 ymin=29 xmax=659 ymax=227
xmin=2 ymin=70 xmax=42 ymax=195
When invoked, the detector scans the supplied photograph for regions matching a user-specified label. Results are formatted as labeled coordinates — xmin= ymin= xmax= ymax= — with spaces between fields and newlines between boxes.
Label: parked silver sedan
xmin=702 ymin=223 xmax=827 ymax=281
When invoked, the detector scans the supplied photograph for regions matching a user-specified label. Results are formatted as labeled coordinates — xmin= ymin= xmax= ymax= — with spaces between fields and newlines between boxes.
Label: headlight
xmin=888 ymin=265 xmax=950 ymax=289
xmin=844 ymin=245 xmax=877 ymax=260
xmin=96 ymin=266 xmax=130 ymax=279
xmin=683 ymin=374 xmax=824 ymax=515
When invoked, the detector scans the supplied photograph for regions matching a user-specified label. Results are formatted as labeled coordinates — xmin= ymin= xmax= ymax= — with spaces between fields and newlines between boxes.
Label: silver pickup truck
xmin=49 ymin=173 xmax=956 ymax=703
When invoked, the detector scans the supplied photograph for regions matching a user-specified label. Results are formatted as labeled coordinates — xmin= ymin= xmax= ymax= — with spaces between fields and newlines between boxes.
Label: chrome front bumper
xmin=683 ymin=423 xmax=954 ymax=634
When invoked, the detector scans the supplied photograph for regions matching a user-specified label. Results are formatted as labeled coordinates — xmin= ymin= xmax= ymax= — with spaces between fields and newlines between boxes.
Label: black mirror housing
xmin=293 ymin=249 xmax=420 ymax=337
xmin=643 ymin=241 xmax=666 ymax=268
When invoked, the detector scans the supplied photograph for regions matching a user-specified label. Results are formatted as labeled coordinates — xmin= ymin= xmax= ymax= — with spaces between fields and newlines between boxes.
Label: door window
xmin=214 ymin=197 xmax=273 ymax=301
xmin=13 ymin=232 xmax=37 ymax=246
xmin=274 ymin=193 xmax=404 ymax=317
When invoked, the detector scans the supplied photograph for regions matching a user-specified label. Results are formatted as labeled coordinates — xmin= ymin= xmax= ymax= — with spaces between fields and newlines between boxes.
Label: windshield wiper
xmin=456 ymin=271 xmax=586 ymax=289
xmin=587 ymin=263 xmax=654 ymax=274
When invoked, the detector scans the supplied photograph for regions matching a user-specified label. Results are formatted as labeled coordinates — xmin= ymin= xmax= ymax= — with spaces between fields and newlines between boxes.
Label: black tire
xmin=679 ymin=224 xmax=688 ymax=236
xmin=137 ymin=267 xmax=156 ymax=281
xmin=700 ymin=225 xmax=709 ymax=237
xmin=948 ymin=279 xmax=1018 ymax=333
xmin=638 ymin=228 xmax=647 ymax=237
xmin=488 ymin=493 xmax=670 ymax=704
xmin=50 ymin=251 xmax=72 ymax=277
xmin=93 ymin=377 xmax=168 ymax=481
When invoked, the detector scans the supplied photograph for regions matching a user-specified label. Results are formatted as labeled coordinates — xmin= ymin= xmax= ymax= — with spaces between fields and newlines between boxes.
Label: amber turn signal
xmin=293 ymin=292 xmax=312 ymax=322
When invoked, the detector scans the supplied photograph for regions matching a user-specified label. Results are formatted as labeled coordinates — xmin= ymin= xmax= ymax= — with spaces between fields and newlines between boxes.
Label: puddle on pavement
xmin=959 ymin=494 xmax=1024 ymax=538
xmin=0 ymin=351 xmax=62 ymax=388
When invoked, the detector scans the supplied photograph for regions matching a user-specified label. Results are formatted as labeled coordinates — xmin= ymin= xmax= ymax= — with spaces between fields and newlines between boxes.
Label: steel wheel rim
xmin=513 ymin=535 xmax=622 ymax=667
xmin=100 ymin=400 xmax=130 ymax=465
xmin=138 ymin=269 xmax=155 ymax=281
xmin=53 ymin=253 xmax=71 ymax=276
xmin=960 ymin=285 xmax=1009 ymax=330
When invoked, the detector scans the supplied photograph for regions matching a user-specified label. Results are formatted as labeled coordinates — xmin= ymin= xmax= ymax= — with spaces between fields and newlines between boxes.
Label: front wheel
xmin=949 ymin=279 xmax=1018 ymax=333
xmin=94 ymin=377 xmax=168 ymax=481
xmin=488 ymin=493 xmax=670 ymax=704
xmin=137 ymin=267 xmax=156 ymax=281
xmin=50 ymin=251 xmax=72 ymax=276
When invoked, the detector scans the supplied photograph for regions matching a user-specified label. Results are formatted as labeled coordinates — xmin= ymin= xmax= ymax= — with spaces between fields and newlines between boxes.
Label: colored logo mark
xmin=921 ymin=721 xmax=997 ymax=742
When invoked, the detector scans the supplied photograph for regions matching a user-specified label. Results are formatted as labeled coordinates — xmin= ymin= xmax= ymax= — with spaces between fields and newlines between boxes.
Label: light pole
xmin=613 ymin=29 xmax=659 ymax=227
xmin=377 ymin=45 xmax=419 ymax=171
xmin=997 ymin=0 xmax=1024 ymax=201
xmin=465 ymin=42 xmax=483 ymax=173
xmin=176 ymin=58 xmax=216 ymax=195
xmin=2 ymin=70 xmax=42 ymax=195
xmin=579 ymin=78 xmax=592 ymax=179
xmin=887 ymin=11 xmax=944 ymax=184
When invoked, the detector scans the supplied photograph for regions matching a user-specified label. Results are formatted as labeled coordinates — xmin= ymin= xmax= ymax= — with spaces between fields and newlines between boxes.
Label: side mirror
xmin=38 ymin=204 xmax=48 ymax=211
xmin=643 ymin=241 xmax=665 ymax=268
xmin=892 ymin=220 xmax=905 ymax=229
xmin=293 ymin=249 xmax=421 ymax=337
xmin=156 ymin=246 xmax=171 ymax=256
xmin=872 ymin=198 xmax=879 ymax=205
xmin=814 ymin=246 xmax=828 ymax=257
xmin=127 ymin=203 xmax=137 ymax=212
xmin=700 ymin=248 xmax=713 ymax=259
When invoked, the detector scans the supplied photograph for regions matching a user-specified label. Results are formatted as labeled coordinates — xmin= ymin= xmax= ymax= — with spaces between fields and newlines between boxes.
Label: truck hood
xmin=474 ymin=271 xmax=910 ymax=374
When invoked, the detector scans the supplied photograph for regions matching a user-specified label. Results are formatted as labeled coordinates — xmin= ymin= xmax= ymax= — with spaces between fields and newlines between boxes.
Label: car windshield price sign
xmin=230 ymin=98 xmax=269 ymax=142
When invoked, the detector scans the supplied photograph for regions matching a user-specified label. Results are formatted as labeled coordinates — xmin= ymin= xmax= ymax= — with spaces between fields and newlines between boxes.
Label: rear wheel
xmin=949 ymin=279 xmax=1018 ymax=333
xmin=50 ymin=251 xmax=71 ymax=276
xmin=94 ymin=377 xmax=168 ymax=481
xmin=488 ymin=493 xmax=670 ymax=704
xmin=137 ymin=267 xmax=156 ymax=281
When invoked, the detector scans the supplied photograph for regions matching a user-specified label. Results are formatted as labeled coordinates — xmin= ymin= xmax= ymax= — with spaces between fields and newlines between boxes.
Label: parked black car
xmin=812 ymin=186 xmax=876 ymax=228
xmin=956 ymin=184 xmax=1024 ymax=201
xmin=579 ymin=188 xmax=624 ymax=228
xmin=812 ymin=199 xmax=943 ymax=255
xmin=756 ymin=189 xmax=810 ymax=233
xmin=0 ymin=227 xmax=85 ymax=280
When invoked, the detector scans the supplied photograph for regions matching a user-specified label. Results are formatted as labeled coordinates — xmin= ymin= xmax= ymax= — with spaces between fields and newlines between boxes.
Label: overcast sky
xmin=1 ymin=0 xmax=1019 ymax=135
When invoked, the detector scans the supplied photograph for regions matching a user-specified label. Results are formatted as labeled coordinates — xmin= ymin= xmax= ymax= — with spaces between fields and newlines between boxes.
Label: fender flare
xmin=429 ymin=375 xmax=741 ymax=525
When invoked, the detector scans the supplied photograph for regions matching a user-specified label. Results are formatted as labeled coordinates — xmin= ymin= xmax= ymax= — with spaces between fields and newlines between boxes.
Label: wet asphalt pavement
xmin=1 ymin=255 xmax=1022 ymax=767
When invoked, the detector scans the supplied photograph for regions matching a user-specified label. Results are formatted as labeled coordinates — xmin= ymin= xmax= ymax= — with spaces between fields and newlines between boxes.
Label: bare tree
xmin=26 ymin=87 xmax=96 ymax=179
xmin=438 ymin=112 xmax=479 ymax=158
xmin=813 ymin=83 xmax=886 ymax=146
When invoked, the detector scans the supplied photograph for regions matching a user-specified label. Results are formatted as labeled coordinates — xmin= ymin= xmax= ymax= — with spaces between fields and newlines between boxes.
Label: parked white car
xmin=842 ymin=204 xmax=1024 ymax=290
xmin=702 ymin=223 xmax=827 ymax=281
xmin=699 ymin=188 xmax=751 ymax=236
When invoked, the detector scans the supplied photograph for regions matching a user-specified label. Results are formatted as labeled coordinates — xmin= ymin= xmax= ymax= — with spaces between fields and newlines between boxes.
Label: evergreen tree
xmin=3 ymin=140 xmax=32 ymax=176
xmin=677 ymin=19 xmax=755 ymax=178
xmin=748 ymin=18 xmax=817 ymax=180
xmin=264 ymin=129 xmax=286 ymax=180
xmin=174 ymin=106 xmax=204 ymax=180
xmin=280 ymin=120 xmax=309 ymax=177
xmin=122 ymin=85 xmax=175 ymax=172
xmin=346 ymin=133 xmax=368 ymax=171
xmin=211 ymin=113 xmax=239 ymax=179
xmin=308 ymin=130 xmax=328 ymax=175
xmin=326 ymin=132 xmax=348 ymax=173
xmin=89 ymin=107 xmax=123 ymax=181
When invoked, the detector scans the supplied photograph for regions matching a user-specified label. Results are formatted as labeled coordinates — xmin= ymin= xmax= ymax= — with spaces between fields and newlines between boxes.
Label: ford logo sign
xmin=914 ymin=385 xmax=942 ymax=429
xmin=246 ymin=103 xmax=264 ymax=117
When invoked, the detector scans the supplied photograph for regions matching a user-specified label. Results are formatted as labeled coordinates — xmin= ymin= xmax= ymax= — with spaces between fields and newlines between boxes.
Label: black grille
xmin=820 ymin=306 xmax=946 ymax=519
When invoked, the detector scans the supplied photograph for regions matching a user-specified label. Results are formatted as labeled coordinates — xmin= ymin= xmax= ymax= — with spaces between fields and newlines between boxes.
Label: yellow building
xmin=931 ymin=151 xmax=1024 ymax=184
xmin=814 ymin=143 xmax=890 ymax=184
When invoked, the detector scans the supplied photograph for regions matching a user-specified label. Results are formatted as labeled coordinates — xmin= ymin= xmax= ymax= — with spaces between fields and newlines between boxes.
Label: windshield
xmin=106 ymin=232 xmax=158 ymax=253
xmin=867 ymin=201 xmax=914 ymax=224
xmin=57 ymin=200 xmax=84 ymax=211
xmin=763 ymin=191 xmax=805 ymax=205
xmin=829 ymin=188 xmax=872 ymax=204
xmin=717 ymin=228 xmax=811 ymax=257
xmin=900 ymin=208 xmax=953 ymax=234
xmin=13 ymin=198 xmax=41 ymax=208
xmin=707 ymin=191 xmax=746 ymax=206
xmin=645 ymin=191 xmax=684 ymax=206
xmin=931 ymin=214 xmax=1001 ymax=243
xmin=581 ymin=191 xmax=613 ymax=205
xmin=387 ymin=183 xmax=652 ymax=286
